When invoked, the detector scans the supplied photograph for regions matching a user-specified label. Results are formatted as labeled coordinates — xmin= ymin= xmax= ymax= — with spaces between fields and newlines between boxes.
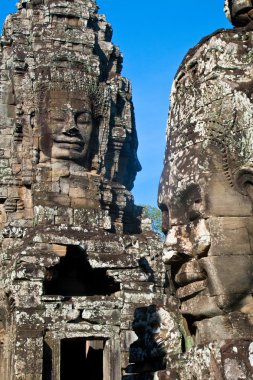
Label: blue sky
xmin=0 ymin=1 xmax=231 ymax=206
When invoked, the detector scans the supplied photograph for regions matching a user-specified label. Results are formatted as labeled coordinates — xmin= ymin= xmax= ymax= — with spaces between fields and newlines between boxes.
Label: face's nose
xmin=63 ymin=126 xmax=80 ymax=137
xmin=62 ymin=111 xmax=80 ymax=135
xmin=135 ymin=157 xmax=142 ymax=173
xmin=163 ymin=225 xmax=192 ymax=264
xmin=163 ymin=219 xmax=211 ymax=264
xmin=157 ymin=168 xmax=171 ymax=235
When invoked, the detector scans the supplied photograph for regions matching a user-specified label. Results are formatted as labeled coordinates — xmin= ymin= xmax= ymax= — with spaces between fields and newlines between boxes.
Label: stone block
xmin=121 ymin=330 xmax=138 ymax=351
xmin=200 ymin=255 xmax=253 ymax=297
xmin=209 ymin=217 xmax=253 ymax=256
xmin=88 ymin=253 xmax=139 ymax=269
xmin=70 ymin=197 xmax=100 ymax=209
xmin=52 ymin=244 xmax=67 ymax=257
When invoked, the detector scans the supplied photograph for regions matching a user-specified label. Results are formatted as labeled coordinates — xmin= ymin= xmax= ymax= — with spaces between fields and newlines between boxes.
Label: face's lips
xmin=176 ymin=279 xmax=207 ymax=301
xmin=53 ymin=136 xmax=84 ymax=148
xmin=175 ymin=259 xmax=206 ymax=286
xmin=173 ymin=260 xmax=208 ymax=302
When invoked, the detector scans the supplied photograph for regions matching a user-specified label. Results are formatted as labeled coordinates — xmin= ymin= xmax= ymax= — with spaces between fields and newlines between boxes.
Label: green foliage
xmin=142 ymin=204 xmax=163 ymax=238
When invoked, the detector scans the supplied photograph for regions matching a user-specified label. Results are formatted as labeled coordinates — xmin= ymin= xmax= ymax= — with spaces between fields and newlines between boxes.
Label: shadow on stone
xmin=125 ymin=305 xmax=166 ymax=376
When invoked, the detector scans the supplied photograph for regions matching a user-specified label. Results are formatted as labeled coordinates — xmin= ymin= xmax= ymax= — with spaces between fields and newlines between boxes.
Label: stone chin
xmin=179 ymin=292 xmax=253 ymax=320
xmin=180 ymin=293 xmax=223 ymax=319
xmin=177 ymin=268 xmax=253 ymax=322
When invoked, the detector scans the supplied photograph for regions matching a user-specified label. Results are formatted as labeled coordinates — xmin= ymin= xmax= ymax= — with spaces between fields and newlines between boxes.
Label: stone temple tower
xmin=0 ymin=1 xmax=166 ymax=379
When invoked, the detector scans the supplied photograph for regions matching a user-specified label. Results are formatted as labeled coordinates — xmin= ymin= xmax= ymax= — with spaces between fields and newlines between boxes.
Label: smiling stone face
xmin=160 ymin=142 xmax=253 ymax=320
xmin=158 ymin=26 xmax=253 ymax=343
xmin=39 ymin=90 xmax=95 ymax=166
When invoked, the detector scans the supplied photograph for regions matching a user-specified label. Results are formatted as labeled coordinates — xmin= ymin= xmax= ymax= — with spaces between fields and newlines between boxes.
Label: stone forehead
xmin=37 ymin=76 xmax=99 ymax=97
xmin=48 ymin=89 xmax=90 ymax=100
xmin=48 ymin=97 xmax=92 ymax=113
xmin=34 ymin=62 xmax=99 ymax=89
xmin=35 ymin=73 xmax=109 ymax=119
xmin=167 ymin=29 xmax=253 ymax=173
xmin=167 ymin=114 xmax=253 ymax=187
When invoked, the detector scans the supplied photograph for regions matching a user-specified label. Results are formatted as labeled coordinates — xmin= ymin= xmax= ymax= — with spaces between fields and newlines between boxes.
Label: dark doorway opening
xmin=44 ymin=245 xmax=120 ymax=296
xmin=42 ymin=341 xmax=52 ymax=380
xmin=61 ymin=338 xmax=104 ymax=380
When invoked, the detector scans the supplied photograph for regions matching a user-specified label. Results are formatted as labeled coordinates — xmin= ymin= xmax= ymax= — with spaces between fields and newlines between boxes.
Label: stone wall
xmin=2 ymin=0 xmax=253 ymax=379
xmin=0 ymin=1 xmax=168 ymax=379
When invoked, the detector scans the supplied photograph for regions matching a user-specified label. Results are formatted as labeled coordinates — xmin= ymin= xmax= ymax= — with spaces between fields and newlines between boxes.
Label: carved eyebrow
xmin=75 ymin=110 xmax=92 ymax=115
xmin=75 ymin=111 xmax=93 ymax=121
xmin=49 ymin=110 xmax=67 ymax=119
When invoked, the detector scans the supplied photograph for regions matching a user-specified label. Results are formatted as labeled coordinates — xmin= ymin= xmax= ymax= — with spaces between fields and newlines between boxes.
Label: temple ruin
xmin=0 ymin=1 xmax=166 ymax=379
xmin=2 ymin=0 xmax=253 ymax=379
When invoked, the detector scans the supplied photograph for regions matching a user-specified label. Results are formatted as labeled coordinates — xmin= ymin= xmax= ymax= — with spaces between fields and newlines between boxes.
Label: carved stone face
xmin=158 ymin=24 xmax=253 ymax=341
xmin=159 ymin=141 xmax=253 ymax=321
xmin=225 ymin=0 xmax=253 ymax=26
xmin=39 ymin=90 xmax=94 ymax=165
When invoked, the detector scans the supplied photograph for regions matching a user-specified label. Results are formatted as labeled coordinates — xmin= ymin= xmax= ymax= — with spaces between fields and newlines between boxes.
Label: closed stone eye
xmin=75 ymin=112 xmax=92 ymax=124
xmin=188 ymin=199 xmax=202 ymax=222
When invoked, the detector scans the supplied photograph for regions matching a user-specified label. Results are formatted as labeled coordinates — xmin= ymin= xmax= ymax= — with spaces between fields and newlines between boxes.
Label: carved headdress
xmin=159 ymin=13 xmax=253 ymax=203
xmin=0 ymin=0 xmax=140 ymax=191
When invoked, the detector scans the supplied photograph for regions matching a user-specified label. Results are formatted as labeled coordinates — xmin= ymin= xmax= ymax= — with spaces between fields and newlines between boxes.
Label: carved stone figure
xmin=0 ymin=1 xmax=165 ymax=379
xmin=39 ymin=89 xmax=94 ymax=165
xmin=156 ymin=0 xmax=253 ymax=378
xmin=0 ymin=0 xmax=143 ymax=227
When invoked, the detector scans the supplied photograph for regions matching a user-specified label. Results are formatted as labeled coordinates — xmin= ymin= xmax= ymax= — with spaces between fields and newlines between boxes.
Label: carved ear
xmin=234 ymin=167 xmax=253 ymax=196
